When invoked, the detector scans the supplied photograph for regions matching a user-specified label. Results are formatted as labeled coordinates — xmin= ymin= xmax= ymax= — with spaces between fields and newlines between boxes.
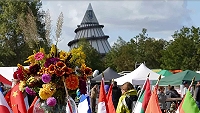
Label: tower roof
xmin=68 ymin=3 xmax=111 ymax=55
xmin=81 ymin=3 xmax=99 ymax=25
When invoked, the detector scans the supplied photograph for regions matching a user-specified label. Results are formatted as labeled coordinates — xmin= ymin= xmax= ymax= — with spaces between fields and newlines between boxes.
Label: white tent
xmin=115 ymin=63 xmax=164 ymax=85
xmin=0 ymin=66 xmax=29 ymax=81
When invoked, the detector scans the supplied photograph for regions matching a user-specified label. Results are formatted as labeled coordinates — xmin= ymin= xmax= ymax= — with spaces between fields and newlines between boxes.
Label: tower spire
xmin=68 ymin=3 xmax=111 ymax=55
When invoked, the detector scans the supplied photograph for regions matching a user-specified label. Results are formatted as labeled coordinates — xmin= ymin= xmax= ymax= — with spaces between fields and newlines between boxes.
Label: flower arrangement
xmin=14 ymin=44 xmax=92 ymax=106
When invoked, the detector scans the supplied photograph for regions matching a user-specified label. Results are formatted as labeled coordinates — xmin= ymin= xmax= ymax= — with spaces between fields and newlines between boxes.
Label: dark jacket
xmin=166 ymin=90 xmax=180 ymax=98
xmin=194 ymin=85 xmax=200 ymax=102
xmin=112 ymin=86 xmax=122 ymax=109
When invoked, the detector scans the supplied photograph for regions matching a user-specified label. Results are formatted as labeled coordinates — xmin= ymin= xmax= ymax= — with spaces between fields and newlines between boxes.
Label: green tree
xmin=78 ymin=39 xmax=104 ymax=72
xmin=0 ymin=0 xmax=49 ymax=66
xmin=161 ymin=26 xmax=200 ymax=70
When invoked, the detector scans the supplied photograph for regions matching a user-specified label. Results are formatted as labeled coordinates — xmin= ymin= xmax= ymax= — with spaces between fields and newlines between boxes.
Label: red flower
xmin=55 ymin=69 xmax=65 ymax=77
xmin=56 ymin=61 xmax=66 ymax=68
xmin=48 ymin=64 xmax=56 ymax=74
xmin=61 ymin=66 xmax=73 ymax=75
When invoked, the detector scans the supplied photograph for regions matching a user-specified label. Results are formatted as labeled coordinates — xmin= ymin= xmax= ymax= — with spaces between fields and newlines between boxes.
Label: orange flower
xmin=48 ymin=64 xmax=56 ymax=74
xmin=62 ymin=66 xmax=73 ymax=75
xmin=56 ymin=61 xmax=66 ymax=68
xmin=55 ymin=69 xmax=65 ymax=77
xmin=65 ymin=75 xmax=79 ymax=90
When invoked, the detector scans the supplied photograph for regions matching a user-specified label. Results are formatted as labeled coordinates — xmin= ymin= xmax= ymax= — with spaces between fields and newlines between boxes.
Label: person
xmin=116 ymin=82 xmax=138 ymax=113
xmin=90 ymin=84 xmax=98 ymax=113
xmin=166 ymin=86 xmax=180 ymax=110
xmin=193 ymin=80 xmax=200 ymax=109
xmin=0 ymin=82 xmax=4 ymax=94
xmin=112 ymin=81 xmax=121 ymax=110
xmin=158 ymin=86 xmax=167 ymax=113
xmin=182 ymin=81 xmax=194 ymax=97
xmin=104 ymin=84 xmax=109 ymax=95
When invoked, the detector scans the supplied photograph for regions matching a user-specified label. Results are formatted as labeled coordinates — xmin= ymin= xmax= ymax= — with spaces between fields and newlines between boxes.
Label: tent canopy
xmin=157 ymin=70 xmax=173 ymax=77
xmin=91 ymin=67 xmax=121 ymax=82
xmin=157 ymin=70 xmax=200 ymax=86
xmin=0 ymin=74 xmax=12 ymax=86
xmin=115 ymin=63 xmax=163 ymax=85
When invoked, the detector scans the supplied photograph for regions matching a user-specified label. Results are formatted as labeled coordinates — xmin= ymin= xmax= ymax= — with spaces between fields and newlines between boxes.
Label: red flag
xmin=106 ymin=84 xmax=116 ymax=113
xmin=145 ymin=85 xmax=162 ymax=113
xmin=27 ymin=96 xmax=38 ymax=113
xmin=0 ymin=91 xmax=13 ymax=113
xmin=97 ymin=78 xmax=108 ymax=113
xmin=5 ymin=84 xmax=27 ymax=113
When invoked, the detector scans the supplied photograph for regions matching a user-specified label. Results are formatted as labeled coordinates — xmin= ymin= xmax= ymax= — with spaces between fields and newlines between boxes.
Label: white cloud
xmin=41 ymin=0 xmax=192 ymax=51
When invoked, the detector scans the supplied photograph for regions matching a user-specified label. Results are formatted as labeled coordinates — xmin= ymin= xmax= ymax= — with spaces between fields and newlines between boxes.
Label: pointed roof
xmin=91 ymin=67 xmax=121 ymax=82
xmin=68 ymin=3 xmax=111 ymax=55
xmin=81 ymin=3 xmax=99 ymax=25
xmin=157 ymin=70 xmax=173 ymax=77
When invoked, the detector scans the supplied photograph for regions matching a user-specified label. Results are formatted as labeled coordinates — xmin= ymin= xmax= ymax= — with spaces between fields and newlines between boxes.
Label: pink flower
xmin=46 ymin=97 xmax=56 ymax=107
xmin=34 ymin=52 xmax=44 ymax=60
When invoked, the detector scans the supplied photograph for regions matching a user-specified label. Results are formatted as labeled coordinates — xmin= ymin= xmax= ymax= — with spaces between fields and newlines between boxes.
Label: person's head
xmin=168 ymin=85 xmax=171 ymax=90
xmin=121 ymin=82 xmax=134 ymax=94
xmin=169 ymin=86 xmax=175 ymax=90
xmin=182 ymin=81 xmax=189 ymax=88
xmin=197 ymin=80 xmax=200 ymax=85
xmin=0 ymin=82 xmax=4 ymax=86
xmin=158 ymin=86 xmax=165 ymax=93
xmin=112 ymin=81 xmax=117 ymax=87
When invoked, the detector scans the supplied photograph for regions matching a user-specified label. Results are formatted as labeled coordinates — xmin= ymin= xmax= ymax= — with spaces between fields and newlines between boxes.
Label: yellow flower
xmin=39 ymin=83 xmax=56 ymax=100
xmin=59 ymin=50 xmax=69 ymax=60
xmin=24 ymin=55 xmax=36 ymax=65
xmin=40 ymin=48 xmax=45 ymax=54
xmin=69 ymin=47 xmax=86 ymax=66
xmin=49 ymin=44 xmax=57 ymax=57
xmin=19 ymin=81 xmax=26 ymax=92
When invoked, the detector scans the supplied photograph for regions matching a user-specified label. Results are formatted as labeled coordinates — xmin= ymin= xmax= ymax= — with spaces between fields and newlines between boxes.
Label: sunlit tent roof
xmin=115 ymin=63 xmax=164 ymax=85
xmin=91 ymin=67 xmax=121 ymax=82
xmin=157 ymin=70 xmax=200 ymax=86
xmin=0 ymin=74 xmax=12 ymax=86
xmin=157 ymin=70 xmax=173 ymax=77
xmin=0 ymin=66 xmax=29 ymax=82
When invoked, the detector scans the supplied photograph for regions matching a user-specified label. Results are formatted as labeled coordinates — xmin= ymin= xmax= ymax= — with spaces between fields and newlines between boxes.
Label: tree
xmin=0 ymin=0 xmax=49 ymax=66
xmin=77 ymin=38 xmax=104 ymax=72
xmin=160 ymin=26 xmax=200 ymax=70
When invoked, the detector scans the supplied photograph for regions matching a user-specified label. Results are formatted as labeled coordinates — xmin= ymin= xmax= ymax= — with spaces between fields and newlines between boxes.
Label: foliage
xmin=160 ymin=26 xmax=200 ymax=70
xmin=77 ymin=38 xmax=104 ymax=72
xmin=0 ymin=0 xmax=49 ymax=66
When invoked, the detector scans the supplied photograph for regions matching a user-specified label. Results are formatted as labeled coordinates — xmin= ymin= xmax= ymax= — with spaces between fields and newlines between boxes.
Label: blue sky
xmin=42 ymin=0 xmax=200 ymax=52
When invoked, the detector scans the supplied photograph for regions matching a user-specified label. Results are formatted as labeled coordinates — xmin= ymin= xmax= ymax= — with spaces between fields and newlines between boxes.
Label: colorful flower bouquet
xmin=14 ymin=45 xmax=92 ymax=109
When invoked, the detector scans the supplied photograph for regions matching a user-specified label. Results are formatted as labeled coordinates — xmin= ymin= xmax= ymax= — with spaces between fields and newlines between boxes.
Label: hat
xmin=182 ymin=81 xmax=188 ymax=85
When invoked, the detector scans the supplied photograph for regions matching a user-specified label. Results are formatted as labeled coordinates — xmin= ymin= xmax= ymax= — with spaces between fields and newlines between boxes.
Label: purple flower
xmin=44 ymin=58 xmax=60 ymax=68
xmin=42 ymin=74 xmax=51 ymax=83
xmin=25 ymin=87 xmax=36 ymax=96
xmin=46 ymin=97 xmax=57 ymax=107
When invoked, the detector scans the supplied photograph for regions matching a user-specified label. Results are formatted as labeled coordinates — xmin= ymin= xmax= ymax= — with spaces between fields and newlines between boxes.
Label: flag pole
xmin=62 ymin=76 xmax=73 ymax=113
xmin=189 ymin=76 xmax=195 ymax=91
xmin=156 ymin=75 xmax=162 ymax=86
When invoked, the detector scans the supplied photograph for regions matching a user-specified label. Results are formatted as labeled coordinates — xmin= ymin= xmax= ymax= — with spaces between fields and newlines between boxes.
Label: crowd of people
xmin=1 ymin=79 xmax=200 ymax=113
xmin=88 ymin=80 xmax=200 ymax=113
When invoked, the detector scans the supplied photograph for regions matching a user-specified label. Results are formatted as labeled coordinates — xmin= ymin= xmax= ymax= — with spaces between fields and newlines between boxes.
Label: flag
xmin=134 ymin=78 xmax=151 ymax=113
xmin=5 ymin=84 xmax=27 ymax=113
xmin=145 ymin=85 xmax=162 ymax=113
xmin=27 ymin=96 xmax=38 ymax=113
xmin=78 ymin=94 xmax=91 ymax=113
xmin=106 ymin=84 xmax=115 ymax=113
xmin=0 ymin=92 xmax=13 ymax=113
xmin=176 ymin=91 xmax=200 ymax=113
xmin=97 ymin=78 xmax=108 ymax=113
